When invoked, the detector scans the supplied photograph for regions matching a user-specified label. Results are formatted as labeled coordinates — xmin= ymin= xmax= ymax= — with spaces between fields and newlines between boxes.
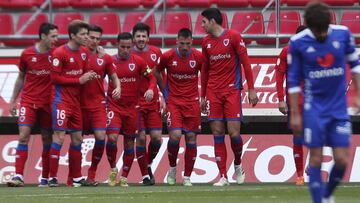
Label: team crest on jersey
xmin=57 ymin=120 xmax=64 ymax=126
xmin=223 ymin=39 xmax=229 ymax=46
xmin=189 ymin=60 xmax=196 ymax=68
xmin=53 ymin=58 xmax=60 ymax=66
xmin=31 ymin=57 xmax=37 ymax=62
xmin=207 ymin=44 xmax=211 ymax=49
xmin=19 ymin=116 xmax=25 ymax=122
xmin=129 ymin=63 xmax=135 ymax=71
xmin=97 ymin=58 xmax=104 ymax=66
xmin=81 ymin=53 xmax=87 ymax=61
xmin=332 ymin=41 xmax=340 ymax=49
xmin=150 ymin=54 xmax=157 ymax=62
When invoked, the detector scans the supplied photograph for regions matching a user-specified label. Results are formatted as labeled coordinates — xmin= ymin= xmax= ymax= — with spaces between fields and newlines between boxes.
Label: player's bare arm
xmin=353 ymin=73 xmax=360 ymax=114
xmin=79 ymin=70 xmax=97 ymax=84
xmin=110 ymin=72 xmax=121 ymax=100
xmin=289 ymin=92 xmax=302 ymax=136
xmin=9 ymin=71 xmax=25 ymax=116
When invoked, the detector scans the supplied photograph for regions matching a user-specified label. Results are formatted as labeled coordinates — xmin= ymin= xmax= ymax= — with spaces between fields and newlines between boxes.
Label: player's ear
xmin=40 ymin=33 xmax=46 ymax=40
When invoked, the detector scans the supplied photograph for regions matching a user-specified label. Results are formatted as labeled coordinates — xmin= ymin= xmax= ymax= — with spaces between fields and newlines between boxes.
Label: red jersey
xmin=275 ymin=46 xmax=288 ymax=102
xmin=201 ymin=29 xmax=254 ymax=97
xmin=51 ymin=44 xmax=88 ymax=104
xmin=157 ymin=48 xmax=202 ymax=104
xmin=18 ymin=45 xmax=53 ymax=105
xmin=81 ymin=53 xmax=115 ymax=109
xmin=108 ymin=54 xmax=156 ymax=106
xmin=132 ymin=45 xmax=162 ymax=110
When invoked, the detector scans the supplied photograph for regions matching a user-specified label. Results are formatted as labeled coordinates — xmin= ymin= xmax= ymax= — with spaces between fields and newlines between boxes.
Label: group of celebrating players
xmin=6 ymin=3 xmax=360 ymax=203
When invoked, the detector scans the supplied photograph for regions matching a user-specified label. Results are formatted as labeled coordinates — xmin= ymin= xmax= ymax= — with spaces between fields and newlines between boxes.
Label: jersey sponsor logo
xmin=119 ymin=77 xmax=136 ymax=82
xmin=128 ymin=63 xmax=135 ymax=71
xmin=332 ymin=41 xmax=340 ymax=49
xmin=70 ymin=57 xmax=74 ymax=63
xmin=31 ymin=57 xmax=37 ymax=62
xmin=170 ymin=73 xmax=196 ymax=80
xmin=81 ymin=53 xmax=87 ymax=61
xmin=189 ymin=60 xmax=196 ymax=68
xmin=317 ymin=53 xmax=334 ymax=68
xmin=28 ymin=69 xmax=50 ymax=76
xmin=53 ymin=58 xmax=60 ymax=66
xmin=223 ymin=39 xmax=229 ymax=46
xmin=150 ymin=54 xmax=157 ymax=62
xmin=19 ymin=116 xmax=25 ymax=122
xmin=172 ymin=61 xmax=178 ymax=66
xmin=207 ymin=44 xmax=211 ymax=49
xmin=97 ymin=58 xmax=104 ymax=66
xmin=66 ymin=69 xmax=83 ymax=75
xmin=308 ymin=67 xmax=344 ymax=79
xmin=57 ymin=120 xmax=64 ymax=126
xmin=306 ymin=46 xmax=315 ymax=53
xmin=209 ymin=53 xmax=231 ymax=63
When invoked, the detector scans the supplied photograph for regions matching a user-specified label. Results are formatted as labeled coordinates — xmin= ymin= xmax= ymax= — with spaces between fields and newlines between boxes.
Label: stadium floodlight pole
xmin=242 ymin=0 xmax=274 ymax=34
xmin=15 ymin=0 xmax=50 ymax=35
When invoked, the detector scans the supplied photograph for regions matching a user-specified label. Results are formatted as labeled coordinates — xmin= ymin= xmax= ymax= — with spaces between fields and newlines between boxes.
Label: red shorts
xmin=82 ymin=107 xmax=107 ymax=134
xmin=106 ymin=103 xmax=139 ymax=136
xmin=166 ymin=101 xmax=201 ymax=133
xmin=139 ymin=101 xmax=162 ymax=132
xmin=206 ymin=89 xmax=242 ymax=121
xmin=18 ymin=102 xmax=51 ymax=129
xmin=52 ymin=102 xmax=82 ymax=132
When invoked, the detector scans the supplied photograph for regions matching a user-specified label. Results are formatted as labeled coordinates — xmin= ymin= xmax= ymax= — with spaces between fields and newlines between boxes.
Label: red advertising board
xmin=1 ymin=134 xmax=360 ymax=184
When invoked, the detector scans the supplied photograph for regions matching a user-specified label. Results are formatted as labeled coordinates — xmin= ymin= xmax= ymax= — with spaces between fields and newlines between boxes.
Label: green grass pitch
xmin=0 ymin=183 xmax=359 ymax=203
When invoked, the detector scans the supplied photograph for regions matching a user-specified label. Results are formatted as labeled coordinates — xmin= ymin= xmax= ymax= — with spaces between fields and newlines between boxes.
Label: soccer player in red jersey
xmin=131 ymin=23 xmax=163 ymax=185
xmin=7 ymin=23 xmax=58 ymax=187
xmin=106 ymin=32 xmax=156 ymax=187
xmin=48 ymin=20 xmax=96 ymax=187
xmin=275 ymin=25 xmax=307 ymax=186
xmin=200 ymin=8 xmax=259 ymax=186
xmin=81 ymin=25 xmax=121 ymax=186
xmin=155 ymin=28 xmax=202 ymax=186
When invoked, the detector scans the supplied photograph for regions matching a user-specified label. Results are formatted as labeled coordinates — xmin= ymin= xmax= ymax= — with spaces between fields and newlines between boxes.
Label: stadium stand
xmin=89 ymin=12 xmax=120 ymax=45
xmin=0 ymin=0 xmax=42 ymax=9
xmin=231 ymin=11 xmax=264 ymax=44
xmin=51 ymin=0 xmax=70 ymax=8
xmin=0 ymin=14 xmax=14 ymax=46
xmin=194 ymin=12 xmax=229 ymax=34
xmin=54 ymin=12 xmax=84 ymax=44
xmin=178 ymin=0 xmax=212 ymax=8
xmin=340 ymin=10 xmax=360 ymax=43
xmin=105 ymin=0 xmax=141 ymax=8
xmin=157 ymin=11 xmax=192 ymax=45
xmin=71 ymin=0 xmax=106 ymax=8
xmin=215 ymin=0 xmax=250 ymax=7
xmin=142 ymin=0 xmax=177 ymax=8
xmin=122 ymin=12 xmax=156 ymax=34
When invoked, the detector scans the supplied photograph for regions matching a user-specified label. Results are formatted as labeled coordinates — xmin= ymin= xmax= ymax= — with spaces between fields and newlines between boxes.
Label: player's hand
xmin=9 ymin=102 xmax=17 ymax=116
xmin=248 ymin=89 xmax=258 ymax=107
xmin=79 ymin=71 xmax=97 ymax=84
xmin=278 ymin=101 xmax=288 ymax=115
xmin=97 ymin=46 xmax=105 ymax=58
xmin=112 ymin=87 xmax=121 ymax=100
xmin=200 ymin=97 xmax=207 ymax=115
xmin=290 ymin=112 xmax=302 ymax=137
xmin=144 ymin=89 xmax=154 ymax=102
xmin=160 ymin=100 xmax=166 ymax=115
xmin=353 ymin=94 xmax=360 ymax=114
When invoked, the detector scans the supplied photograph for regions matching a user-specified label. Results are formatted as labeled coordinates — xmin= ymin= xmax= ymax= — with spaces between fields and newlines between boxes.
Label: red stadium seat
xmin=123 ymin=12 xmax=156 ymax=34
xmin=259 ymin=11 xmax=301 ymax=44
xmin=285 ymin=0 xmax=309 ymax=6
xmin=194 ymin=12 xmax=228 ymax=35
xmin=340 ymin=11 xmax=360 ymax=43
xmin=250 ymin=0 xmax=285 ymax=7
xmin=231 ymin=11 xmax=264 ymax=44
xmin=0 ymin=0 xmax=42 ymax=9
xmin=89 ymin=13 xmax=120 ymax=45
xmin=54 ymin=13 xmax=84 ymax=44
xmin=71 ymin=0 xmax=106 ymax=8
xmin=330 ymin=10 xmax=337 ymax=24
xmin=215 ymin=0 xmax=249 ymax=7
xmin=178 ymin=0 xmax=212 ymax=7
xmin=323 ymin=0 xmax=355 ymax=6
xmin=158 ymin=12 xmax=192 ymax=45
xmin=106 ymin=0 xmax=141 ymax=8
xmin=0 ymin=14 xmax=14 ymax=46
xmin=142 ymin=0 xmax=176 ymax=8
xmin=51 ymin=0 xmax=70 ymax=8
xmin=7 ymin=13 xmax=49 ymax=46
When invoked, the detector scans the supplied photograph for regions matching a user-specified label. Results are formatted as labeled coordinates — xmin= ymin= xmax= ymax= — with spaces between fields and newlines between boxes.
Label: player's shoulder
xmin=227 ymin=29 xmax=240 ymax=36
xmin=148 ymin=45 xmax=162 ymax=53
xmin=191 ymin=48 xmax=202 ymax=56
xmin=329 ymin=24 xmax=351 ymax=37
xmin=132 ymin=54 xmax=146 ymax=63
xmin=21 ymin=46 xmax=35 ymax=56
xmin=290 ymin=28 xmax=311 ymax=42
xmin=163 ymin=48 xmax=176 ymax=56
xmin=53 ymin=45 xmax=66 ymax=55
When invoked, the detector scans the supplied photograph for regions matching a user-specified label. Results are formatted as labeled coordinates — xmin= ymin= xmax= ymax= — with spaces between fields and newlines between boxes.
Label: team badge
xmin=70 ymin=58 xmax=74 ymax=63
xmin=189 ymin=60 xmax=196 ymax=68
xmin=57 ymin=120 xmax=64 ymax=126
xmin=97 ymin=58 xmax=104 ymax=66
xmin=150 ymin=54 xmax=157 ymax=62
xmin=172 ymin=61 xmax=178 ymax=66
xmin=19 ymin=116 xmax=25 ymax=122
xmin=129 ymin=63 xmax=135 ymax=71
xmin=223 ymin=39 xmax=229 ymax=46
xmin=207 ymin=44 xmax=211 ymax=49
xmin=332 ymin=41 xmax=340 ymax=49
xmin=81 ymin=53 xmax=87 ymax=61
xmin=53 ymin=58 xmax=59 ymax=66
xmin=31 ymin=57 xmax=37 ymax=62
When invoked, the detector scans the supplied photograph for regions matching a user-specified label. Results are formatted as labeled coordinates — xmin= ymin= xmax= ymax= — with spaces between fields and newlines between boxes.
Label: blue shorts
xmin=303 ymin=115 xmax=351 ymax=148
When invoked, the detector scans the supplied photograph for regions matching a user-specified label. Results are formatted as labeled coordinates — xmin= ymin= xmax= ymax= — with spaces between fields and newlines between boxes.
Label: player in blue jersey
xmin=287 ymin=2 xmax=360 ymax=203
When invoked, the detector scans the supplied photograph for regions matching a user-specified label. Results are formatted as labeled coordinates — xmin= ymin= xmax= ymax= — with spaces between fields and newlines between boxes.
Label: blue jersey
xmin=288 ymin=25 xmax=360 ymax=119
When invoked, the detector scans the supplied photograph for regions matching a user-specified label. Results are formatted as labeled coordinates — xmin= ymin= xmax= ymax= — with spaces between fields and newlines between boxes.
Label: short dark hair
xmin=295 ymin=25 xmax=307 ymax=34
xmin=201 ymin=8 xmax=223 ymax=25
xmin=88 ymin=24 xmax=103 ymax=34
xmin=117 ymin=32 xmax=133 ymax=42
xmin=132 ymin=23 xmax=150 ymax=37
xmin=68 ymin=20 xmax=89 ymax=39
xmin=178 ymin=28 xmax=192 ymax=39
xmin=304 ymin=2 xmax=330 ymax=32
xmin=38 ymin=23 xmax=58 ymax=39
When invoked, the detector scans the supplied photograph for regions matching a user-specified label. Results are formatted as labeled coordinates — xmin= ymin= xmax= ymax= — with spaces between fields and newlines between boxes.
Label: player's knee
xmin=107 ymin=134 xmax=118 ymax=143
xmin=334 ymin=156 xmax=349 ymax=168
xmin=309 ymin=156 xmax=322 ymax=167
xmin=151 ymin=136 xmax=162 ymax=145
xmin=18 ymin=135 xmax=30 ymax=144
